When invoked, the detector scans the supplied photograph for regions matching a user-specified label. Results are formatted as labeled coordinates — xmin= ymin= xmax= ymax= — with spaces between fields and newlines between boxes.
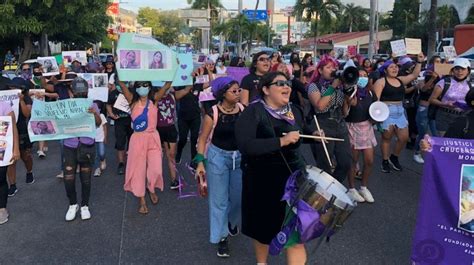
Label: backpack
xmin=428 ymin=77 xmax=473 ymax=120
xmin=201 ymin=102 xmax=245 ymax=157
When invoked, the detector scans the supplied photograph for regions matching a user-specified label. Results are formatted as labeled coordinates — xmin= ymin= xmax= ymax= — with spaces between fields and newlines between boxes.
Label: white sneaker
xmin=37 ymin=150 xmax=46 ymax=158
xmin=348 ymin=188 xmax=365 ymax=203
xmin=56 ymin=171 xmax=64 ymax=179
xmin=80 ymin=206 xmax=91 ymax=220
xmin=65 ymin=204 xmax=79 ymax=221
xmin=413 ymin=153 xmax=424 ymax=164
xmin=93 ymin=168 xmax=102 ymax=177
xmin=76 ymin=166 xmax=80 ymax=173
xmin=359 ymin=187 xmax=374 ymax=203
xmin=100 ymin=160 xmax=107 ymax=171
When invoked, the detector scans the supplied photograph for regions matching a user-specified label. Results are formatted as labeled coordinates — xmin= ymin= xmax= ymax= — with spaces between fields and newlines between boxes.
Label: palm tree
xmin=293 ymin=0 xmax=341 ymax=55
xmin=437 ymin=5 xmax=453 ymax=40
xmin=187 ymin=0 xmax=223 ymax=21
xmin=338 ymin=3 xmax=369 ymax=32
xmin=426 ymin=0 xmax=437 ymax=58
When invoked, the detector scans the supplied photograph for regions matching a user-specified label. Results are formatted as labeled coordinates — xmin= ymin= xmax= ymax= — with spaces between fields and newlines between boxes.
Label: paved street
xmin=0 ymin=131 xmax=423 ymax=264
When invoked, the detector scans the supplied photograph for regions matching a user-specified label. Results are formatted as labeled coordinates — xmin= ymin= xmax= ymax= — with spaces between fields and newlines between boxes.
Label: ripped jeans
xmin=63 ymin=144 xmax=95 ymax=206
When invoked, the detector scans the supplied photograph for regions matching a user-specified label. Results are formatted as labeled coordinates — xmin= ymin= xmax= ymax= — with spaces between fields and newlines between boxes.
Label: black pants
xmin=0 ymin=166 xmax=8 ymax=208
xmin=63 ymin=145 xmax=95 ymax=206
xmin=114 ymin=117 xmax=133 ymax=151
xmin=177 ymin=117 xmax=201 ymax=159
xmin=310 ymin=119 xmax=351 ymax=183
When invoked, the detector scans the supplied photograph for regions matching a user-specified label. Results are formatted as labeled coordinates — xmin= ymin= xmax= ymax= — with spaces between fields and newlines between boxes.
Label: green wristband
xmin=322 ymin=86 xmax=335 ymax=97
xmin=192 ymin=153 xmax=207 ymax=166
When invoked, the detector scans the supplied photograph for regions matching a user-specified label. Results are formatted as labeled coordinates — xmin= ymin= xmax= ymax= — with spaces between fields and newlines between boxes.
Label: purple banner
xmin=226 ymin=67 xmax=249 ymax=85
xmin=411 ymin=137 xmax=474 ymax=265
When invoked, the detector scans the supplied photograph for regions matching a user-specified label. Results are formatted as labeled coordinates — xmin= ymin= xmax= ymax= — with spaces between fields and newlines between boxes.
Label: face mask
xmin=21 ymin=72 xmax=32 ymax=80
xmin=72 ymin=65 xmax=82 ymax=73
xmin=33 ymin=72 xmax=42 ymax=77
xmin=136 ymin=86 xmax=149 ymax=97
xmin=357 ymin=77 xmax=369 ymax=88
xmin=217 ymin=62 xmax=223 ymax=67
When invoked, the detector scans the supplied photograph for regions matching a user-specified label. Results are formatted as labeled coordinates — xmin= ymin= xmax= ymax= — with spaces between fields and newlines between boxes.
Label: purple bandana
xmin=259 ymin=99 xmax=295 ymax=125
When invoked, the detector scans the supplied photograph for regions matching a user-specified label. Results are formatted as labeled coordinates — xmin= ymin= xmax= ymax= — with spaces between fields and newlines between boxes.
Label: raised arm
xmin=118 ymin=80 xmax=133 ymax=104
xmin=175 ymin=85 xmax=193 ymax=100
xmin=373 ymin=78 xmax=385 ymax=101
xmin=154 ymin=81 xmax=172 ymax=103
xmin=398 ymin=53 xmax=425 ymax=85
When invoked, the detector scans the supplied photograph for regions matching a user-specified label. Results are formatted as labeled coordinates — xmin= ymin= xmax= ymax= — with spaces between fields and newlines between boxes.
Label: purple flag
xmin=226 ymin=67 xmax=249 ymax=85
xmin=411 ymin=137 xmax=474 ymax=265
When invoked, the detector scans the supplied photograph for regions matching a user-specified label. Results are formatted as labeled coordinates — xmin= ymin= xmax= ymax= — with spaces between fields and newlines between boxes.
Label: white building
xmin=420 ymin=0 xmax=474 ymax=22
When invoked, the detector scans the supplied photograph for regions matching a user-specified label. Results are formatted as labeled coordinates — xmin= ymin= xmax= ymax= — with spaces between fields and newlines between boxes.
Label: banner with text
xmin=0 ymin=89 xmax=20 ymax=122
xmin=28 ymin=98 xmax=96 ymax=141
xmin=411 ymin=136 xmax=474 ymax=265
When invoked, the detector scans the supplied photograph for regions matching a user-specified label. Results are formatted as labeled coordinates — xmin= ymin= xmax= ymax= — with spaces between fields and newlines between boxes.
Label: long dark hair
xmin=250 ymin=51 xmax=267 ymax=74
xmin=290 ymin=52 xmax=300 ymax=65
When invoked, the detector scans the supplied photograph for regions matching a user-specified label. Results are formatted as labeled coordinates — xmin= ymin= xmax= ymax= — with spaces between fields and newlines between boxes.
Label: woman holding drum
xmin=372 ymin=53 xmax=424 ymax=173
xmin=236 ymin=71 xmax=316 ymax=264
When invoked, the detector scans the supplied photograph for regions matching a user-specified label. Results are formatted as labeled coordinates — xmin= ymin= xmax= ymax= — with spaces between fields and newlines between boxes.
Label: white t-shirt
xmin=216 ymin=66 xmax=227 ymax=75
xmin=95 ymin=114 xmax=108 ymax=142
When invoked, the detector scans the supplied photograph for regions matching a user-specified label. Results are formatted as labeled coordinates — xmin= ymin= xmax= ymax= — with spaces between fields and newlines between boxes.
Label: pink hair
xmin=307 ymin=55 xmax=339 ymax=85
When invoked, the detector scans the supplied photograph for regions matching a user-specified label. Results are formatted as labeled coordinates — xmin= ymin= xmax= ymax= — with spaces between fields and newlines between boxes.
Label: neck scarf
xmin=260 ymin=99 xmax=295 ymax=125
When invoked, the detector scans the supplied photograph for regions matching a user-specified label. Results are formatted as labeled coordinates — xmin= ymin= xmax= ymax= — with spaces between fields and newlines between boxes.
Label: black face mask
xmin=33 ymin=72 xmax=42 ymax=76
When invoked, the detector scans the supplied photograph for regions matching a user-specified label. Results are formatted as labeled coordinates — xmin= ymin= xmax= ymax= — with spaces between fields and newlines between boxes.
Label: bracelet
xmin=322 ymin=86 xmax=335 ymax=97
xmin=192 ymin=153 xmax=207 ymax=166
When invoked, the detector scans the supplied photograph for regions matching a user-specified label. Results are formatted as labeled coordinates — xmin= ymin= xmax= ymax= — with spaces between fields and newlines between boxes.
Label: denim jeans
xmin=94 ymin=142 xmax=106 ymax=168
xmin=206 ymin=144 xmax=242 ymax=243
xmin=414 ymin=106 xmax=438 ymax=152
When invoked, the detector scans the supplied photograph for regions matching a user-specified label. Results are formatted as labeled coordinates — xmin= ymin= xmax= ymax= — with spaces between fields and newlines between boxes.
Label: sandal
xmin=149 ymin=192 xmax=159 ymax=205
xmin=138 ymin=203 xmax=149 ymax=215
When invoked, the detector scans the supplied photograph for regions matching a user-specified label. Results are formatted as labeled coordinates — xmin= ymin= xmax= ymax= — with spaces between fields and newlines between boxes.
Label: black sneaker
xmin=228 ymin=222 xmax=239 ymax=237
xmin=170 ymin=179 xmax=180 ymax=190
xmin=117 ymin=163 xmax=125 ymax=175
xmin=381 ymin=160 xmax=390 ymax=173
xmin=26 ymin=172 xmax=35 ymax=184
xmin=217 ymin=237 xmax=230 ymax=258
xmin=389 ymin=154 xmax=402 ymax=171
xmin=8 ymin=185 xmax=18 ymax=197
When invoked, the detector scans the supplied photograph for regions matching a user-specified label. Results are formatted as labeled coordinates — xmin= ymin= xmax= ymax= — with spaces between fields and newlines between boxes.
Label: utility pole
xmin=238 ymin=0 xmax=243 ymax=57
xmin=368 ymin=0 xmax=376 ymax=60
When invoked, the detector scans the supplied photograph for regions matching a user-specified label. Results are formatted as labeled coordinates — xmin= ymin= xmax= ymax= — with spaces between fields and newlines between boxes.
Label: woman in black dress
xmin=236 ymin=71 xmax=315 ymax=264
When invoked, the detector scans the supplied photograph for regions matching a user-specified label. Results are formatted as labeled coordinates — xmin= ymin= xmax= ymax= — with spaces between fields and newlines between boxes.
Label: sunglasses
xmin=227 ymin=88 xmax=242 ymax=94
xmin=135 ymin=82 xmax=150 ymax=87
xmin=258 ymin=57 xmax=270 ymax=62
xmin=269 ymin=80 xmax=292 ymax=87
xmin=22 ymin=68 xmax=30 ymax=72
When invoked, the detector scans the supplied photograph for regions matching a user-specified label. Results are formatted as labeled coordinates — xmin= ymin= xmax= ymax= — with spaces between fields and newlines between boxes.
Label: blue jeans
xmin=94 ymin=142 xmax=106 ymax=168
xmin=414 ymin=106 xmax=438 ymax=152
xmin=206 ymin=144 xmax=242 ymax=243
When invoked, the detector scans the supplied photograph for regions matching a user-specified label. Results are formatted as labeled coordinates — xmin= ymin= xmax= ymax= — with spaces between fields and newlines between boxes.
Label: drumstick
xmin=314 ymin=115 xmax=333 ymax=168
xmin=282 ymin=133 xmax=344 ymax=142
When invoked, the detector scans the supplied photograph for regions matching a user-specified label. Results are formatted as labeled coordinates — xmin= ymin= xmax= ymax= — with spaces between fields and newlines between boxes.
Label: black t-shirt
xmin=290 ymin=78 xmax=307 ymax=106
xmin=345 ymin=92 xmax=376 ymax=123
xmin=207 ymin=106 xmax=242 ymax=151
xmin=419 ymin=74 xmax=440 ymax=101
xmin=445 ymin=111 xmax=474 ymax=139
xmin=177 ymin=86 xmax=200 ymax=120
xmin=241 ymin=73 xmax=262 ymax=103
xmin=54 ymin=83 xmax=71 ymax=100
xmin=107 ymin=89 xmax=130 ymax=118
xmin=17 ymin=94 xmax=32 ymax=135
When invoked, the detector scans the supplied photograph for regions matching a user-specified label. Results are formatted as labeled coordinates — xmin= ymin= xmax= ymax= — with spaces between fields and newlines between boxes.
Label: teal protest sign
xmin=171 ymin=52 xmax=193 ymax=86
xmin=28 ymin=98 xmax=96 ymax=141
xmin=117 ymin=33 xmax=178 ymax=81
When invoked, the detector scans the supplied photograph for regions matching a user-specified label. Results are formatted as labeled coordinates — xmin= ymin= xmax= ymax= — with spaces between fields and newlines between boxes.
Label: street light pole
xmin=238 ymin=0 xmax=243 ymax=57
xmin=368 ymin=0 xmax=376 ymax=60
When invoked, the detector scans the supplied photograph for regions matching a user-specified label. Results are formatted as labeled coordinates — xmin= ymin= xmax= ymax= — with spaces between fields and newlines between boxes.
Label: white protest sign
xmin=443 ymin=46 xmax=457 ymax=62
xmin=113 ymin=93 xmax=131 ymax=114
xmin=0 ymin=116 xmax=13 ymax=166
xmin=77 ymin=73 xmax=109 ymax=102
xmin=405 ymin=38 xmax=422 ymax=55
xmin=62 ymin=51 xmax=87 ymax=66
xmin=195 ymin=75 xmax=209 ymax=84
xmin=37 ymin=57 xmax=60 ymax=76
xmin=0 ymin=90 xmax=20 ymax=122
xmin=434 ymin=63 xmax=453 ymax=76
xmin=29 ymin=89 xmax=46 ymax=101
xmin=333 ymin=45 xmax=348 ymax=60
xmin=390 ymin=39 xmax=407 ymax=57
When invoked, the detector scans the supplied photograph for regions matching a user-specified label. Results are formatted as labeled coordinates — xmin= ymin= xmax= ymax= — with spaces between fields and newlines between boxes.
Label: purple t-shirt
xmin=436 ymin=78 xmax=470 ymax=104
xmin=63 ymin=103 xmax=99 ymax=148
xmin=157 ymin=92 xmax=176 ymax=127
xmin=0 ymin=101 xmax=13 ymax=116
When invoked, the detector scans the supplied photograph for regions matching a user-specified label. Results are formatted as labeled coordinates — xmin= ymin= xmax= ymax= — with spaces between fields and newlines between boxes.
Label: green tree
xmin=293 ymin=0 xmax=341 ymax=54
xmin=138 ymin=8 xmax=186 ymax=45
xmin=387 ymin=0 xmax=420 ymax=38
xmin=337 ymin=3 xmax=369 ymax=32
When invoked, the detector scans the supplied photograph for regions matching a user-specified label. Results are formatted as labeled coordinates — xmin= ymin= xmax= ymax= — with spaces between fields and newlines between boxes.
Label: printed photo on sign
xmin=119 ymin=50 xmax=141 ymax=69
xmin=94 ymin=75 xmax=106 ymax=87
xmin=30 ymin=121 xmax=56 ymax=135
xmin=78 ymin=73 xmax=94 ymax=89
xmin=459 ymin=164 xmax=474 ymax=233
xmin=0 ymin=140 xmax=6 ymax=161
xmin=37 ymin=57 xmax=60 ymax=76
xmin=62 ymin=51 xmax=87 ymax=66
xmin=0 ymin=120 xmax=9 ymax=137
xmin=147 ymin=51 xmax=168 ymax=69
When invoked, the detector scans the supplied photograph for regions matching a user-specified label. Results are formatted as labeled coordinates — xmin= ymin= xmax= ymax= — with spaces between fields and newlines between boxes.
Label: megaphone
xmin=332 ymin=60 xmax=359 ymax=87
xmin=369 ymin=101 xmax=389 ymax=122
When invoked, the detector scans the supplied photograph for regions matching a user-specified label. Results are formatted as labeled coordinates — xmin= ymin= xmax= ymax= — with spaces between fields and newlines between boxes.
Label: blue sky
xmin=121 ymin=0 xmax=394 ymax=13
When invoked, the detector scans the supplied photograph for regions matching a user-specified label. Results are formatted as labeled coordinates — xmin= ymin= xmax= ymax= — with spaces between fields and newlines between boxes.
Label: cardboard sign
xmin=62 ymin=51 xmax=87 ymax=66
xmin=37 ymin=57 xmax=60 ymax=76
xmin=172 ymin=53 xmax=193 ymax=86
xmin=405 ymin=38 xmax=422 ymax=55
xmin=195 ymin=75 xmax=209 ymax=84
xmin=333 ymin=45 xmax=348 ymax=60
xmin=390 ymin=39 xmax=407 ymax=57
xmin=0 ymin=116 xmax=13 ymax=166
xmin=113 ymin=93 xmax=131 ymax=114
xmin=347 ymin=45 xmax=357 ymax=57
xmin=0 ymin=90 xmax=20 ymax=122
xmin=77 ymin=73 xmax=109 ymax=102
xmin=116 ymin=33 xmax=178 ymax=81
xmin=434 ymin=63 xmax=453 ymax=76
xmin=443 ymin=46 xmax=457 ymax=62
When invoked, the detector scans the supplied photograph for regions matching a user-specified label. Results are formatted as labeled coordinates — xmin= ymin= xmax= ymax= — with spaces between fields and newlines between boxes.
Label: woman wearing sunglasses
xmin=241 ymin=51 xmax=271 ymax=105
xmin=118 ymin=80 xmax=170 ymax=215
xmin=194 ymin=77 xmax=244 ymax=258
xmin=236 ymin=71 xmax=317 ymax=264
xmin=306 ymin=55 xmax=356 ymax=183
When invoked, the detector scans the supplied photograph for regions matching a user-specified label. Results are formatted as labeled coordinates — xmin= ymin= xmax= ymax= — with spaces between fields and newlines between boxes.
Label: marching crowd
xmin=0 ymin=48 xmax=473 ymax=264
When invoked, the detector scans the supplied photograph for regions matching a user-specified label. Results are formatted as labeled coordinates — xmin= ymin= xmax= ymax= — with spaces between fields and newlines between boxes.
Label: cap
xmin=210 ymin=77 xmax=236 ymax=98
xmin=453 ymin=58 xmax=471 ymax=69
xmin=71 ymin=77 xmax=89 ymax=94
xmin=105 ymin=56 xmax=114 ymax=63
